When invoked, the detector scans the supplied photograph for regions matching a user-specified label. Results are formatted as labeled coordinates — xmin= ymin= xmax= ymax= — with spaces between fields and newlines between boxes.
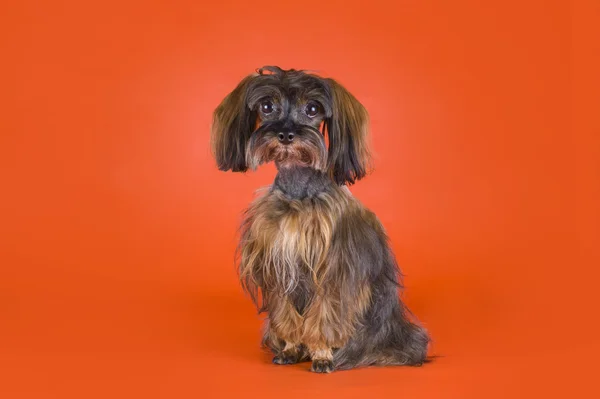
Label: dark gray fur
xmin=272 ymin=167 xmax=331 ymax=200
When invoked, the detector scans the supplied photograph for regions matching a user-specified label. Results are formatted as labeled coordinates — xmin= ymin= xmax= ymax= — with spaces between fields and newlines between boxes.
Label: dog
xmin=211 ymin=66 xmax=429 ymax=373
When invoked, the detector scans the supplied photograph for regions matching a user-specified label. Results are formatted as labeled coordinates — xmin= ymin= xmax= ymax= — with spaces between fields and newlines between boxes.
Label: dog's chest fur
xmin=240 ymin=167 xmax=350 ymax=314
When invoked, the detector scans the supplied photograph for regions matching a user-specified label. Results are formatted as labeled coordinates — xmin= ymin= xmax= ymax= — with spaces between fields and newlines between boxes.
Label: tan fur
xmin=240 ymin=188 xmax=350 ymax=293
xmin=247 ymin=139 xmax=327 ymax=172
xmin=267 ymin=294 xmax=304 ymax=344
xmin=309 ymin=348 xmax=333 ymax=361
xmin=282 ymin=341 xmax=298 ymax=352
xmin=301 ymin=284 xmax=371 ymax=349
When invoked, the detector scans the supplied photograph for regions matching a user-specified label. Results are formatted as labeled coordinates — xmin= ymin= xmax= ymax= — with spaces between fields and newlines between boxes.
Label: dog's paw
xmin=273 ymin=352 xmax=300 ymax=365
xmin=310 ymin=359 xmax=334 ymax=373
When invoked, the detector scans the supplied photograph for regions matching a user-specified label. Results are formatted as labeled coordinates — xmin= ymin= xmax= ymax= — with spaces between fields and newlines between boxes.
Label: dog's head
xmin=211 ymin=66 xmax=370 ymax=185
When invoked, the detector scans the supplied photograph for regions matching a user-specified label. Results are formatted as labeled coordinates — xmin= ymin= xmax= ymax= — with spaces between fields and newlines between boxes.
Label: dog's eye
xmin=260 ymin=100 xmax=274 ymax=114
xmin=305 ymin=102 xmax=320 ymax=117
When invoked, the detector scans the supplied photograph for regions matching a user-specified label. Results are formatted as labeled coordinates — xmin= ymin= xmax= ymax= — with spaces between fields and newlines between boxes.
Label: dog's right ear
xmin=211 ymin=74 xmax=258 ymax=172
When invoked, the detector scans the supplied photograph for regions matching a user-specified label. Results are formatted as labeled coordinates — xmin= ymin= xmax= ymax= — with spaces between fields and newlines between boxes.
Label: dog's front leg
xmin=307 ymin=347 xmax=334 ymax=373
xmin=302 ymin=293 xmax=349 ymax=374
xmin=266 ymin=296 xmax=307 ymax=365
xmin=272 ymin=341 xmax=308 ymax=365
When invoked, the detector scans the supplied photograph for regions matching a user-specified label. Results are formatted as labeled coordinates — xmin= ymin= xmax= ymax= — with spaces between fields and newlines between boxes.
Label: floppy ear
xmin=324 ymin=78 xmax=371 ymax=185
xmin=211 ymin=74 xmax=258 ymax=172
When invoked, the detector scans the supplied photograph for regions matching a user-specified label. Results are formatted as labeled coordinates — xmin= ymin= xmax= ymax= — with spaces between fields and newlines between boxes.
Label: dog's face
xmin=211 ymin=66 xmax=370 ymax=185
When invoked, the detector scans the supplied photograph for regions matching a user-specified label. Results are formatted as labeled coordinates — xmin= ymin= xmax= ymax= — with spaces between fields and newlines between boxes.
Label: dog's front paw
xmin=273 ymin=352 xmax=300 ymax=365
xmin=310 ymin=359 xmax=334 ymax=373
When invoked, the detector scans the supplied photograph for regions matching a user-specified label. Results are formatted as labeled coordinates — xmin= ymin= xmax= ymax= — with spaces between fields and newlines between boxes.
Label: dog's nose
xmin=277 ymin=132 xmax=294 ymax=145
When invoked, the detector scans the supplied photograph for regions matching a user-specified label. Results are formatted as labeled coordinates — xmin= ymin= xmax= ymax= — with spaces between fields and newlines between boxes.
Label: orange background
xmin=1 ymin=1 xmax=598 ymax=398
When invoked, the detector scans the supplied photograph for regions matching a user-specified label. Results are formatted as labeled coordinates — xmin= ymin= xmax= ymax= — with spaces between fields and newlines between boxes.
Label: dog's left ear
xmin=324 ymin=78 xmax=371 ymax=185
xmin=211 ymin=74 xmax=258 ymax=172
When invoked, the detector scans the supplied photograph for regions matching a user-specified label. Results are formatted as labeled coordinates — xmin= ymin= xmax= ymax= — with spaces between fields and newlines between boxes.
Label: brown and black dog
xmin=211 ymin=66 xmax=429 ymax=373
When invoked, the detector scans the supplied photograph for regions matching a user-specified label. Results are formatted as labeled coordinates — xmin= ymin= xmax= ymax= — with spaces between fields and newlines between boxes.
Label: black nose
xmin=277 ymin=132 xmax=294 ymax=145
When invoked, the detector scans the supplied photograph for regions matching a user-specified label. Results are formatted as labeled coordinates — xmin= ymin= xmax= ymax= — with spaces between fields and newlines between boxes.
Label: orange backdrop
xmin=1 ymin=0 xmax=598 ymax=398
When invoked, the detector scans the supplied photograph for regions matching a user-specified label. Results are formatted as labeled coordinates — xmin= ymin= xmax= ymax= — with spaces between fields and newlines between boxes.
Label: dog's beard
xmin=246 ymin=126 xmax=327 ymax=171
